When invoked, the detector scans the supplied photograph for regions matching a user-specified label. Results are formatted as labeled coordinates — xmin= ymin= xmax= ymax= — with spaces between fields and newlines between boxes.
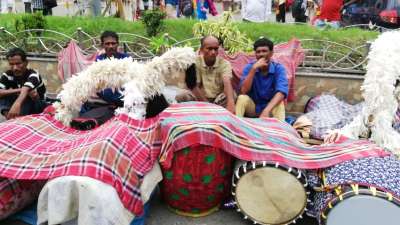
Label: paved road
xmin=3 ymin=190 xmax=319 ymax=225
xmin=146 ymin=191 xmax=318 ymax=225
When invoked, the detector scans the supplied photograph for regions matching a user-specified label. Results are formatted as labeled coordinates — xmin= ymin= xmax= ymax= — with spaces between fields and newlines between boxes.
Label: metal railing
xmin=0 ymin=27 xmax=372 ymax=73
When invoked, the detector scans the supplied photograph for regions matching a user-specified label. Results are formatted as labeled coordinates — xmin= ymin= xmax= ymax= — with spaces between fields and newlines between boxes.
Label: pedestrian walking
xmin=23 ymin=0 xmax=32 ymax=13
xmin=275 ymin=0 xmax=286 ymax=23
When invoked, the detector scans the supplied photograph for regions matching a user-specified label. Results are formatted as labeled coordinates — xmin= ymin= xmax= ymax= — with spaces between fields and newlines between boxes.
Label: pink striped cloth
xmin=159 ymin=102 xmax=390 ymax=170
xmin=57 ymin=41 xmax=98 ymax=82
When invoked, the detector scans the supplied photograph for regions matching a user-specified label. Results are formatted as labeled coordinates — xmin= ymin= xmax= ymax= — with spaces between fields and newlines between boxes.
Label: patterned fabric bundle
xmin=159 ymin=102 xmax=389 ymax=170
xmin=304 ymin=95 xmax=364 ymax=139
xmin=0 ymin=113 xmax=161 ymax=215
xmin=308 ymin=155 xmax=400 ymax=222
xmin=304 ymin=94 xmax=400 ymax=140
xmin=0 ymin=179 xmax=45 ymax=220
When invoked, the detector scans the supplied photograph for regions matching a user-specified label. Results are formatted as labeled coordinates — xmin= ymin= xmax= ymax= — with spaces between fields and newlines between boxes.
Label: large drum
xmin=160 ymin=144 xmax=233 ymax=217
xmin=311 ymin=156 xmax=400 ymax=225
xmin=0 ymin=179 xmax=45 ymax=220
xmin=232 ymin=161 xmax=309 ymax=225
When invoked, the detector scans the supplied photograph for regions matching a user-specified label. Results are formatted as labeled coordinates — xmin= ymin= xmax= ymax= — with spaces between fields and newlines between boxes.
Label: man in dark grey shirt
xmin=0 ymin=48 xmax=46 ymax=119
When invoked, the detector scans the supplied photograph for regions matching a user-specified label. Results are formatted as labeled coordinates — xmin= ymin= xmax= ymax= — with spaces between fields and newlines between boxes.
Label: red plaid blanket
xmin=0 ymin=113 xmax=161 ymax=215
xmin=159 ymin=102 xmax=390 ymax=169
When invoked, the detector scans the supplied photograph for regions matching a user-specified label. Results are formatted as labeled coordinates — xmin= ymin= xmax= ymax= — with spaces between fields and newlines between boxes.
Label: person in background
xmin=32 ymin=0 xmax=54 ymax=15
xmin=241 ymin=0 xmax=272 ymax=22
xmin=75 ymin=31 xmax=130 ymax=128
xmin=0 ymin=48 xmax=46 ymax=120
xmin=315 ymin=0 xmax=358 ymax=28
xmin=275 ymin=0 xmax=286 ymax=23
xmin=292 ymin=0 xmax=307 ymax=22
xmin=0 ymin=0 xmax=14 ymax=13
xmin=23 ymin=0 xmax=32 ymax=13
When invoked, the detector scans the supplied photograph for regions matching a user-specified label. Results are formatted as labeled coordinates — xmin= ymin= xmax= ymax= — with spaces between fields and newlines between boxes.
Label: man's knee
xmin=236 ymin=94 xmax=252 ymax=104
xmin=175 ymin=91 xmax=196 ymax=103
xmin=271 ymin=101 xmax=285 ymax=121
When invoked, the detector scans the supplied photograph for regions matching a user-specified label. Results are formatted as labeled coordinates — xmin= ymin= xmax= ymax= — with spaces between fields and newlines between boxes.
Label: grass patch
xmin=0 ymin=14 xmax=379 ymax=46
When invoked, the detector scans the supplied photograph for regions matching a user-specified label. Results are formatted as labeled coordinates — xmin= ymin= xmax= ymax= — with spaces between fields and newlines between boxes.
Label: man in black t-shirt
xmin=0 ymin=48 xmax=46 ymax=120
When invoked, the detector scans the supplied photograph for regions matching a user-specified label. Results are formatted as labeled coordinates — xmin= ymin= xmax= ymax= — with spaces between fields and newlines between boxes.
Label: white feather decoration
xmin=54 ymin=47 xmax=196 ymax=125
xmin=340 ymin=31 xmax=400 ymax=155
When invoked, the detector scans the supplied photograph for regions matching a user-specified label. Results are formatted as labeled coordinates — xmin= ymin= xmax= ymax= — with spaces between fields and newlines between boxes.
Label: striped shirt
xmin=0 ymin=69 xmax=46 ymax=100
xmin=32 ymin=0 xmax=43 ymax=9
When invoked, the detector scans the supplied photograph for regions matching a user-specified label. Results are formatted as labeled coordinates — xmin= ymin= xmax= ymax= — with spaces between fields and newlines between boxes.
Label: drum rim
xmin=232 ymin=161 xmax=310 ymax=225
xmin=320 ymin=184 xmax=400 ymax=224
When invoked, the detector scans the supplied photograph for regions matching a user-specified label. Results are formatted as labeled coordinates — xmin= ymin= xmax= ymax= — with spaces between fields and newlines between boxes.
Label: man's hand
xmin=323 ymin=132 xmax=341 ymax=144
xmin=259 ymin=109 xmax=271 ymax=118
xmin=252 ymin=58 xmax=268 ymax=70
xmin=226 ymin=102 xmax=235 ymax=114
xmin=6 ymin=102 xmax=22 ymax=120
xmin=29 ymin=89 xmax=39 ymax=101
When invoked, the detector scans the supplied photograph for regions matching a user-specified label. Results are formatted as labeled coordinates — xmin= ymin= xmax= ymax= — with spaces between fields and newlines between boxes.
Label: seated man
xmin=78 ymin=30 xmax=130 ymax=127
xmin=177 ymin=35 xmax=236 ymax=113
xmin=0 ymin=48 xmax=46 ymax=120
xmin=236 ymin=37 xmax=288 ymax=121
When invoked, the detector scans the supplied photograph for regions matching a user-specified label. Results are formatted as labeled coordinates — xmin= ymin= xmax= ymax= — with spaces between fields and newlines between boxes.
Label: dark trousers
xmin=295 ymin=16 xmax=307 ymax=23
xmin=33 ymin=7 xmax=52 ymax=15
xmin=276 ymin=3 xmax=286 ymax=23
xmin=79 ymin=102 xmax=116 ymax=125
xmin=24 ymin=2 xmax=32 ymax=13
xmin=0 ymin=95 xmax=46 ymax=117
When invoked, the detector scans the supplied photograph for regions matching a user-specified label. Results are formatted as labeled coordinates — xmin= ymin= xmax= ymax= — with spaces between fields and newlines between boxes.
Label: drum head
xmin=327 ymin=195 xmax=400 ymax=225
xmin=235 ymin=167 xmax=307 ymax=225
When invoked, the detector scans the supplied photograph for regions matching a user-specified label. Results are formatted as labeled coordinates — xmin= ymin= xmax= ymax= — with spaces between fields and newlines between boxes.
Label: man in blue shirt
xmin=94 ymin=30 xmax=129 ymax=106
xmin=75 ymin=31 xmax=130 ymax=129
xmin=235 ymin=37 xmax=288 ymax=121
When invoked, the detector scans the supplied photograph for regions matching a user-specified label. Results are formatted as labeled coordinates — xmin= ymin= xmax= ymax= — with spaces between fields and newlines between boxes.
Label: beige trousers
xmin=235 ymin=94 xmax=285 ymax=121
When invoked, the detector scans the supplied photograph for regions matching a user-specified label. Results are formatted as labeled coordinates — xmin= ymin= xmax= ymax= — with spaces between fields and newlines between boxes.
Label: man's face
xmin=102 ymin=36 xmax=118 ymax=57
xmin=8 ymin=55 xmax=27 ymax=77
xmin=255 ymin=46 xmax=273 ymax=62
xmin=201 ymin=38 xmax=219 ymax=63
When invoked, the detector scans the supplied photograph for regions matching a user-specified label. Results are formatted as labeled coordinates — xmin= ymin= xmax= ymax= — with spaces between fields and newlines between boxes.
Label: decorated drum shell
xmin=311 ymin=156 xmax=400 ymax=225
xmin=160 ymin=144 xmax=233 ymax=217
xmin=0 ymin=179 xmax=46 ymax=220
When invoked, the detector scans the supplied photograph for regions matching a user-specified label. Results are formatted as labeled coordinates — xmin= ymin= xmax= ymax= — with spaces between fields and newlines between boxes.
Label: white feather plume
xmin=54 ymin=47 xmax=196 ymax=125
xmin=340 ymin=31 xmax=400 ymax=155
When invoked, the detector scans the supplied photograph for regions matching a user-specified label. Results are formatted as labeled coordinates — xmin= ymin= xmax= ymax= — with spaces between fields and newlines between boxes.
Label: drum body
xmin=160 ymin=144 xmax=233 ymax=217
xmin=0 ymin=179 xmax=45 ymax=220
xmin=312 ymin=156 xmax=400 ymax=225
xmin=232 ymin=161 xmax=309 ymax=225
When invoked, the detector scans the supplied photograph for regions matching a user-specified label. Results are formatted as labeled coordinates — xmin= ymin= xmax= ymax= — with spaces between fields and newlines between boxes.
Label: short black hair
xmin=6 ymin=48 xmax=27 ymax=62
xmin=254 ymin=37 xmax=274 ymax=51
xmin=200 ymin=35 xmax=220 ymax=48
xmin=100 ymin=30 xmax=119 ymax=43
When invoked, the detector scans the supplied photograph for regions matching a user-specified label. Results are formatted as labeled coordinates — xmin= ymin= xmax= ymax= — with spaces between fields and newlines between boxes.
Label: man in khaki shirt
xmin=177 ymin=36 xmax=236 ymax=113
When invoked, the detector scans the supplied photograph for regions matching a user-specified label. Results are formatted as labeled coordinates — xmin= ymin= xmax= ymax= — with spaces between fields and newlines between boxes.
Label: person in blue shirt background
xmin=235 ymin=37 xmax=288 ymax=121
xmin=94 ymin=30 xmax=129 ymax=107
xmin=77 ymin=31 xmax=130 ymax=127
